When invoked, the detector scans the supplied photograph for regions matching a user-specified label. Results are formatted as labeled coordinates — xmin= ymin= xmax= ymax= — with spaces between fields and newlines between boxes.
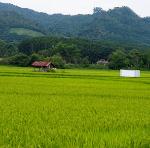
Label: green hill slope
xmin=1 ymin=2 xmax=150 ymax=45
xmin=0 ymin=9 xmax=45 ymax=41
xmin=10 ymin=28 xmax=44 ymax=37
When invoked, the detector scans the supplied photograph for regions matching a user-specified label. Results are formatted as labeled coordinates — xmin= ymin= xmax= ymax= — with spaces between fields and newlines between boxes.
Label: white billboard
xmin=120 ymin=70 xmax=140 ymax=77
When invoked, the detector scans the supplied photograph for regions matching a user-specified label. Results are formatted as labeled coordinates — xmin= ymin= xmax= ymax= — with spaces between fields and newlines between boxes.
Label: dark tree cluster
xmin=0 ymin=40 xmax=18 ymax=57
xmin=0 ymin=36 xmax=150 ymax=69
xmin=18 ymin=37 xmax=116 ymax=66
xmin=108 ymin=49 xmax=150 ymax=69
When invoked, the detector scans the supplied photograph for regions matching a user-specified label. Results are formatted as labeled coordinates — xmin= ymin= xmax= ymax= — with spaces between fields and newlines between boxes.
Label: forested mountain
xmin=1 ymin=2 xmax=150 ymax=46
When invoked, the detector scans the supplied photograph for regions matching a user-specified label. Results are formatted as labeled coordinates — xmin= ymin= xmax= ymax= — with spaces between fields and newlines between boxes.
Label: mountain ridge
xmin=1 ymin=2 xmax=150 ymax=46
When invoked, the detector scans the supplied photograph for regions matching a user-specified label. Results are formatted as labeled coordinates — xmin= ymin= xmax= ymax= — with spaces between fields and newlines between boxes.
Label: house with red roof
xmin=32 ymin=61 xmax=55 ymax=71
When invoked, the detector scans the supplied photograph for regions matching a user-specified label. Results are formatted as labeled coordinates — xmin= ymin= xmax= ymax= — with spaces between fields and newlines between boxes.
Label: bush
xmin=8 ymin=53 xmax=30 ymax=67
xmin=80 ymin=57 xmax=90 ymax=68
xmin=0 ymin=58 xmax=9 ymax=65
xmin=50 ymin=54 xmax=65 ymax=69
xmin=64 ymin=64 xmax=108 ymax=69
xmin=108 ymin=50 xmax=129 ymax=69
xmin=30 ymin=53 xmax=43 ymax=64
xmin=64 ymin=64 xmax=81 ymax=69
xmin=88 ymin=64 xmax=108 ymax=69
xmin=47 ymin=68 xmax=56 ymax=73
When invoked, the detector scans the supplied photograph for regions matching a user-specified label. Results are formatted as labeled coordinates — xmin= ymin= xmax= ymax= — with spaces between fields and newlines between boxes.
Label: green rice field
xmin=0 ymin=66 xmax=150 ymax=147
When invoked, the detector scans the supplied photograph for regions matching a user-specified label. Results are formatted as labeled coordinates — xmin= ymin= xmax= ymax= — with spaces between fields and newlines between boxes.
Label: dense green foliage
xmin=50 ymin=54 xmax=66 ymax=68
xmin=0 ymin=36 xmax=150 ymax=69
xmin=8 ymin=54 xmax=30 ymax=67
xmin=17 ymin=36 xmax=150 ymax=69
xmin=0 ymin=40 xmax=18 ymax=57
xmin=108 ymin=49 xmax=149 ymax=69
xmin=12 ymin=36 xmax=115 ymax=67
xmin=109 ymin=50 xmax=129 ymax=69
xmin=1 ymin=2 xmax=150 ymax=46
xmin=0 ymin=66 xmax=149 ymax=147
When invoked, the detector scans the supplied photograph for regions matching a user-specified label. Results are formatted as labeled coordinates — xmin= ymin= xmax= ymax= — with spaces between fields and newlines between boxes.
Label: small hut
xmin=32 ymin=61 xmax=55 ymax=72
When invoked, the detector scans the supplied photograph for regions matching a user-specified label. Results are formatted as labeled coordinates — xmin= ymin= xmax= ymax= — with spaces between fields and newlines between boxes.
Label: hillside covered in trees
xmin=0 ymin=37 xmax=150 ymax=70
xmin=1 ymin=2 xmax=150 ymax=46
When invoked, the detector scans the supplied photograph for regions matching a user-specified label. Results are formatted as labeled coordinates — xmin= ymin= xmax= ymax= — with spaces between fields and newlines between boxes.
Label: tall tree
xmin=128 ymin=49 xmax=144 ymax=68
xmin=54 ymin=42 xmax=81 ymax=64
xmin=109 ymin=50 xmax=129 ymax=69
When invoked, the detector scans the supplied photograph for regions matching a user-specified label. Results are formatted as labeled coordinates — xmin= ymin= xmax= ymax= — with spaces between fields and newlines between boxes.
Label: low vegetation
xmin=0 ymin=66 xmax=150 ymax=147
xmin=10 ymin=28 xmax=45 ymax=37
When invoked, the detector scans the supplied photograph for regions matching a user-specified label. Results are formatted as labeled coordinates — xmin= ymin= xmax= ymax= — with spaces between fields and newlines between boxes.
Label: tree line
xmin=0 ymin=37 xmax=150 ymax=70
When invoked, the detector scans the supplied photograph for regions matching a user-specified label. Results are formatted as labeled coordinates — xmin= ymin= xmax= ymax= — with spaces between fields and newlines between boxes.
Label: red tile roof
xmin=32 ymin=61 xmax=51 ymax=67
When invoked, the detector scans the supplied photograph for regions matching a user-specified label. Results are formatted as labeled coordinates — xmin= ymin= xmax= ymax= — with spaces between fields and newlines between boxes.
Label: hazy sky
xmin=0 ymin=0 xmax=150 ymax=17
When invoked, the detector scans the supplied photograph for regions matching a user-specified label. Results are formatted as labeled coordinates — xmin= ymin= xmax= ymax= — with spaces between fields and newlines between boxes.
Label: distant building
xmin=32 ymin=61 xmax=55 ymax=71
xmin=97 ymin=59 xmax=109 ymax=65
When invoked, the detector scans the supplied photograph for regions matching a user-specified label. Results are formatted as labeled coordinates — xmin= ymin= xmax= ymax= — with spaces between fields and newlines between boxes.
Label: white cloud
xmin=0 ymin=0 xmax=150 ymax=17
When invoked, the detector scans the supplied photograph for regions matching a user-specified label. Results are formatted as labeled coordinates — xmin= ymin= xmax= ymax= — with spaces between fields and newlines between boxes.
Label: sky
xmin=0 ymin=0 xmax=150 ymax=17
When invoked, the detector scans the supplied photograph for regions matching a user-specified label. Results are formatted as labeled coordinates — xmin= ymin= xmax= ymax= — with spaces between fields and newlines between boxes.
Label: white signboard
xmin=120 ymin=70 xmax=140 ymax=77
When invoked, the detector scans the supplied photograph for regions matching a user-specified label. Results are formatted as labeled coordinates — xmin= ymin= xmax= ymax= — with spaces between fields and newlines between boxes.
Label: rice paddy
xmin=0 ymin=66 xmax=150 ymax=147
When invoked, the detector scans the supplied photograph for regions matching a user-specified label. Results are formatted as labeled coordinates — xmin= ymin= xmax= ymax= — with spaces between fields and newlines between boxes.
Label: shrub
xmin=50 ymin=54 xmax=65 ymax=69
xmin=88 ymin=64 xmax=108 ymax=69
xmin=8 ymin=53 xmax=30 ymax=67
xmin=47 ymin=68 xmax=56 ymax=73
xmin=30 ymin=53 xmax=43 ymax=64
xmin=108 ymin=50 xmax=129 ymax=69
